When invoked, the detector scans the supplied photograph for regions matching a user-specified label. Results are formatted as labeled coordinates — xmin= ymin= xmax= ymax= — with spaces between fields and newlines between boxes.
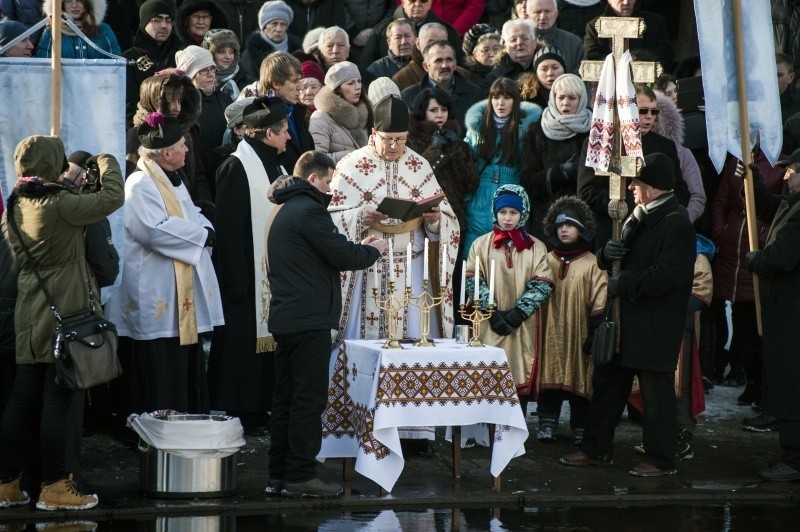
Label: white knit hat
xmin=367 ymin=77 xmax=401 ymax=108
xmin=324 ymin=61 xmax=361 ymax=90
xmin=258 ymin=0 xmax=293 ymax=30
xmin=175 ymin=45 xmax=216 ymax=79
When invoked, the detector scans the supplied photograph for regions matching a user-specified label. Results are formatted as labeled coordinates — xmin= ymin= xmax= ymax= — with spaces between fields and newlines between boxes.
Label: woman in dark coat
xmin=174 ymin=0 xmax=230 ymax=47
xmin=239 ymin=1 xmax=301 ymax=84
xmin=521 ymin=73 xmax=591 ymax=243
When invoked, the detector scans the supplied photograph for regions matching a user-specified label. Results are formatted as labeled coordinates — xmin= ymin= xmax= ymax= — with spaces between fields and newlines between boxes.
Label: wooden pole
xmin=731 ymin=0 xmax=763 ymax=336
xmin=50 ymin=2 xmax=63 ymax=136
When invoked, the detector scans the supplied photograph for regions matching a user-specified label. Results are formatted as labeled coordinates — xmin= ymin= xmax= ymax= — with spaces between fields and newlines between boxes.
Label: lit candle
xmin=440 ymin=242 xmax=447 ymax=286
xmin=406 ymin=242 xmax=412 ymax=286
xmin=389 ymin=240 xmax=395 ymax=281
xmin=474 ymin=256 xmax=480 ymax=302
xmin=423 ymin=238 xmax=429 ymax=280
xmin=460 ymin=261 xmax=466 ymax=306
xmin=488 ymin=259 xmax=496 ymax=306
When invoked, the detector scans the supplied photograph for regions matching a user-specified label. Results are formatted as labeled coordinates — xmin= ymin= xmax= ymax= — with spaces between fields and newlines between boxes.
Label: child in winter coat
xmin=536 ymin=196 xmax=607 ymax=445
xmin=465 ymin=185 xmax=554 ymax=415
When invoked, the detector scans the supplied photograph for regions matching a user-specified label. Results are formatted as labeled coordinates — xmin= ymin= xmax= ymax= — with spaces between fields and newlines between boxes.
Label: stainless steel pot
xmin=138 ymin=414 xmax=238 ymax=498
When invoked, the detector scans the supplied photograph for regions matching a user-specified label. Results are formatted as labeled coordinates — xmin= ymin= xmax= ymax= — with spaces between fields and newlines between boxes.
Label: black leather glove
xmin=430 ymin=130 xmax=447 ymax=150
xmin=608 ymin=274 xmax=620 ymax=297
xmin=489 ymin=311 xmax=513 ymax=336
xmin=602 ymin=240 xmax=626 ymax=262
xmin=194 ymin=200 xmax=216 ymax=223
xmin=504 ymin=307 xmax=527 ymax=328
xmin=441 ymin=128 xmax=459 ymax=145
xmin=204 ymin=228 xmax=216 ymax=248
xmin=559 ymin=159 xmax=578 ymax=180
xmin=745 ymin=250 xmax=759 ymax=272
xmin=224 ymin=285 xmax=246 ymax=305
xmin=734 ymin=160 xmax=764 ymax=182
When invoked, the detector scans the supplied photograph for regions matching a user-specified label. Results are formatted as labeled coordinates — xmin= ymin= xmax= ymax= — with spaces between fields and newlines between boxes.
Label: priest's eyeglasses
xmin=375 ymin=133 xmax=407 ymax=146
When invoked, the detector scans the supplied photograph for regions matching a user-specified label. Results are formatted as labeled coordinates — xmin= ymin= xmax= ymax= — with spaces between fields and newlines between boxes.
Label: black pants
xmin=536 ymin=389 xmax=590 ymax=430
xmin=779 ymin=419 xmax=800 ymax=470
xmin=269 ymin=330 xmax=332 ymax=483
xmin=0 ymin=364 xmax=75 ymax=483
xmin=581 ymin=364 xmax=677 ymax=470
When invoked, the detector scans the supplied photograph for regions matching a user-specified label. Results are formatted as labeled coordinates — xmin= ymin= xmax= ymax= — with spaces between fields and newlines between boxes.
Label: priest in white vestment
xmin=327 ymin=96 xmax=460 ymax=444
xmin=105 ymin=113 xmax=224 ymax=415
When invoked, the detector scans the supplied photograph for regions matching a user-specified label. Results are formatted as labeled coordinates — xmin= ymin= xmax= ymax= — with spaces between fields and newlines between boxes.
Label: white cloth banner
xmin=694 ymin=0 xmax=782 ymax=172
xmin=0 ymin=58 xmax=127 ymax=299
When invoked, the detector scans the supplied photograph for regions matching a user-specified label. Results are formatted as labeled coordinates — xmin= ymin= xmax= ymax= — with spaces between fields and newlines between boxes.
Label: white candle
xmin=373 ymin=259 xmax=379 ymax=287
xmin=406 ymin=242 xmax=412 ymax=286
xmin=389 ymin=240 xmax=395 ymax=281
xmin=474 ymin=256 xmax=480 ymax=302
xmin=488 ymin=259 xmax=496 ymax=305
xmin=440 ymin=243 xmax=447 ymax=286
xmin=423 ymin=238 xmax=429 ymax=280
xmin=460 ymin=261 xmax=466 ymax=306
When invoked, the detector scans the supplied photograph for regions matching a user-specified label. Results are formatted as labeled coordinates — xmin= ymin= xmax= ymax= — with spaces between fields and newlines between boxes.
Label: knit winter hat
xmin=301 ymin=60 xmax=325 ymax=84
xmin=175 ymin=45 xmax=216 ymax=79
xmin=533 ymin=44 xmax=566 ymax=71
xmin=638 ymin=153 xmax=676 ymax=191
xmin=303 ymin=27 xmax=325 ymax=54
xmin=225 ymin=97 xmax=255 ymax=129
xmin=258 ymin=0 xmax=293 ymax=30
xmin=462 ymin=23 xmax=499 ymax=57
xmin=494 ymin=191 xmax=524 ymax=214
xmin=139 ymin=0 xmax=175 ymax=31
xmin=324 ymin=61 xmax=360 ymax=90
xmin=373 ymin=95 xmax=409 ymax=133
xmin=202 ymin=28 xmax=240 ymax=59
xmin=0 ymin=18 xmax=27 ymax=47
xmin=491 ymin=185 xmax=530 ymax=228
xmin=367 ymin=77 xmax=401 ymax=108
xmin=553 ymin=207 xmax=586 ymax=233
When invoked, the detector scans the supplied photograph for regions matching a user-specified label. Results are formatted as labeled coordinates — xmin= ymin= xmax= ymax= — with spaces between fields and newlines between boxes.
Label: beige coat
xmin=309 ymin=87 xmax=369 ymax=164
xmin=9 ymin=138 xmax=124 ymax=364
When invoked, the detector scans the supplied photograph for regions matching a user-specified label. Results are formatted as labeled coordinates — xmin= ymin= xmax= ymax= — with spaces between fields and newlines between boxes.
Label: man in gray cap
xmin=208 ymin=97 xmax=291 ymax=436
xmin=323 ymin=96 xmax=460 ymax=453
xmin=560 ymin=153 xmax=695 ymax=478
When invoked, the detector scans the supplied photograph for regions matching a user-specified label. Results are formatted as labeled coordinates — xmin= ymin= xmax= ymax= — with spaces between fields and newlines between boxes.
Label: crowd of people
xmin=1 ymin=0 xmax=799 ymax=510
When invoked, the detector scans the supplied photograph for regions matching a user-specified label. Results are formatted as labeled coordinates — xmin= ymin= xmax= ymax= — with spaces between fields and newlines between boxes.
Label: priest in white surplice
xmin=105 ymin=113 xmax=224 ymax=415
xmin=327 ymin=96 xmax=460 ymax=445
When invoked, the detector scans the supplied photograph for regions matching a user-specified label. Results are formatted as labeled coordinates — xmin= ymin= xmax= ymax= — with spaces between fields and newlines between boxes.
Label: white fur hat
xmin=175 ymin=45 xmax=216 ymax=79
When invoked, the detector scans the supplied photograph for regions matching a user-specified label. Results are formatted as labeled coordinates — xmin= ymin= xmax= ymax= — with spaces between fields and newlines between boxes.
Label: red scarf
xmin=492 ymin=227 xmax=534 ymax=251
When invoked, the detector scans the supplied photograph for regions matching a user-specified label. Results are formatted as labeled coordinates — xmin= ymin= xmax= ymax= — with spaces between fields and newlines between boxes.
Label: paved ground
xmin=0 ymin=385 xmax=798 ymax=527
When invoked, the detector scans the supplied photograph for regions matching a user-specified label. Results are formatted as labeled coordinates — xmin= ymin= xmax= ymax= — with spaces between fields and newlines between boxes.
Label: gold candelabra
xmin=372 ymin=282 xmax=411 ymax=349
xmin=458 ymin=301 xmax=495 ymax=347
xmin=408 ymin=280 xmax=446 ymax=347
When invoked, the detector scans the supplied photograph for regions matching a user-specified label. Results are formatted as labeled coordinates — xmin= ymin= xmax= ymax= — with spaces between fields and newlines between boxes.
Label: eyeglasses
xmin=191 ymin=14 xmax=212 ymax=21
xmin=375 ymin=133 xmax=407 ymax=146
xmin=198 ymin=66 xmax=216 ymax=76
xmin=408 ymin=0 xmax=431 ymax=4
xmin=149 ymin=15 xmax=173 ymax=25
xmin=638 ymin=108 xmax=660 ymax=116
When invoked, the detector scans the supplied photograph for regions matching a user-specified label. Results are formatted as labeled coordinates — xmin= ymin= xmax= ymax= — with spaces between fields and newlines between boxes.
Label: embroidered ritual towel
xmin=586 ymin=54 xmax=615 ymax=172
xmin=616 ymin=50 xmax=643 ymax=159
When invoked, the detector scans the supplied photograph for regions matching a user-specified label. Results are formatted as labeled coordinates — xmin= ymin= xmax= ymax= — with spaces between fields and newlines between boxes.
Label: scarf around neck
xmin=541 ymin=104 xmax=592 ymax=141
xmin=492 ymin=227 xmax=534 ymax=252
xmin=262 ymin=33 xmax=288 ymax=53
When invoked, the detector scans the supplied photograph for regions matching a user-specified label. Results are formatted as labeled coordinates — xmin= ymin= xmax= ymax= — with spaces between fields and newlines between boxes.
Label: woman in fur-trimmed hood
xmin=36 ymin=0 xmax=121 ymax=58
xmin=130 ymin=71 xmax=212 ymax=202
xmin=175 ymin=0 xmax=231 ymax=47
xmin=309 ymin=61 xmax=371 ymax=164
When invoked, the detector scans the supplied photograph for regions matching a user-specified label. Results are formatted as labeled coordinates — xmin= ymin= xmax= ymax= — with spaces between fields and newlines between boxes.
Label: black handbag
xmin=591 ymin=303 xmax=617 ymax=366
xmin=8 ymin=201 xmax=121 ymax=390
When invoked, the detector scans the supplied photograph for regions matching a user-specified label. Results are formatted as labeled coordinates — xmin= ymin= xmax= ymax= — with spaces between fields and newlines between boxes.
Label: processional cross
xmin=579 ymin=17 xmax=662 ymax=331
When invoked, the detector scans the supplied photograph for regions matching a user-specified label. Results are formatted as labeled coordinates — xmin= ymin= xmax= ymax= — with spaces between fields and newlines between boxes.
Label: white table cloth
xmin=318 ymin=339 xmax=529 ymax=492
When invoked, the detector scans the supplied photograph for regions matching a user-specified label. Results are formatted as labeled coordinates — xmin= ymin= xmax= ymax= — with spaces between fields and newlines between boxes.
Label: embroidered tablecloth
xmin=318 ymin=339 xmax=529 ymax=492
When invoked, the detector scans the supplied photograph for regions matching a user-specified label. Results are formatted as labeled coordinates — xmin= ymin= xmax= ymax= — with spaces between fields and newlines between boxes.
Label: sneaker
xmin=537 ymin=419 xmax=556 ymax=442
xmin=264 ymin=478 xmax=283 ymax=497
xmin=281 ymin=478 xmax=342 ymax=499
xmin=0 ymin=475 xmax=30 ymax=508
xmin=759 ymin=461 xmax=800 ymax=482
xmin=35 ymin=475 xmax=98 ymax=511
xmin=676 ymin=430 xmax=694 ymax=461
xmin=742 ymin=413 xmax=778 ymax=432
xmin=572 ymin=429 xmax=584 ymax=447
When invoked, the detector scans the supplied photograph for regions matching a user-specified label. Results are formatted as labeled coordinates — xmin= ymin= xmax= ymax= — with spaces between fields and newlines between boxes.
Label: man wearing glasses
xmin=578 ymin=85 xmax=689 ymax=249
xmin=123 ymin=0 xmax=182 ymax=126
xmin=359 ymin=0 xmax=464 ymax=71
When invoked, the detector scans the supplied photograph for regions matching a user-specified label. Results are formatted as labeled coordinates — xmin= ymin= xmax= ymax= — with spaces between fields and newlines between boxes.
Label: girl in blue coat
xmin=36 ymin=0 xmax=120 ymax=59
xmin=462 ymin=77 xmax=542 ymax=258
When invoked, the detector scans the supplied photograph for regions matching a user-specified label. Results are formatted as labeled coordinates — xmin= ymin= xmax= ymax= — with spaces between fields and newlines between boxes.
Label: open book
xmin=376 ymin=192 xmax=445 ymax=222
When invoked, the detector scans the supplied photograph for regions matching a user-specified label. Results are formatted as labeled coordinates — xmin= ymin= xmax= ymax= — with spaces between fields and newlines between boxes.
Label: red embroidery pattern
xmin=355 ymin=157 xmax=378 ymax=175
xmin=405 ymin=154 xmax=424 ymax=173
xmin=322 ymin=351 xmax=352 ymax=439
xmin=330 ymin=189 xmax=348 ymax=206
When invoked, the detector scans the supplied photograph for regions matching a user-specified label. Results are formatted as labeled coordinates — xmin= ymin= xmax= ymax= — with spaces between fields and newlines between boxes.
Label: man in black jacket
xmin=264 ymin=151 xmax=387 ymax=498
xmin=561 ymin=153 xmax=695 ymax=477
